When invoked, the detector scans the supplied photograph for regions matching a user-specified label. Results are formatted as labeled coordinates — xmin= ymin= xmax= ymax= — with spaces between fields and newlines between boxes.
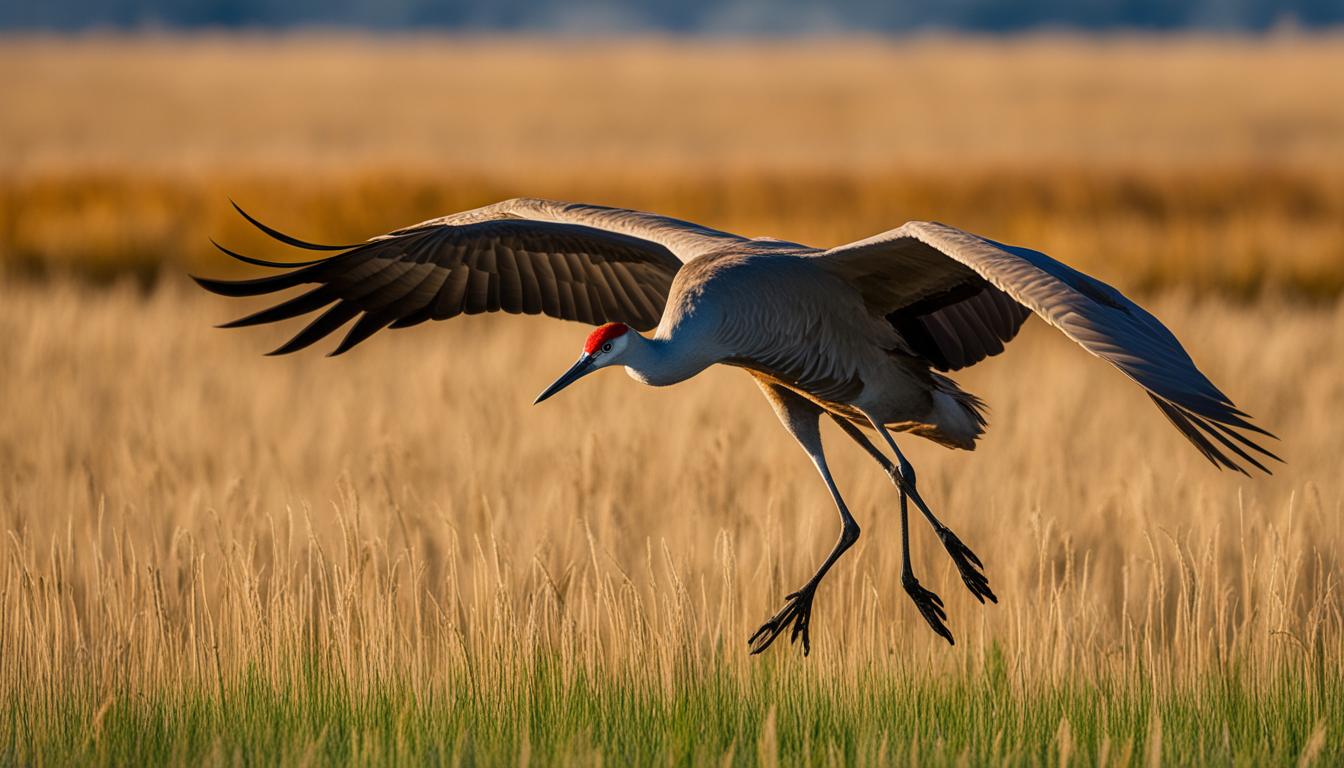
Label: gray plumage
xmin=196 ymin=197 xmax=1278 ymax=654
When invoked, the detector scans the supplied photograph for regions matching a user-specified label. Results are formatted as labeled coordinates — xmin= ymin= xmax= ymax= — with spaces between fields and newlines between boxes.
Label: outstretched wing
xmin=411 ymin=197 xmax=752 ymax=263
xmin=194 ymin=199 xmax=712 ymax=356
xmin=816 ymin=221 xmax=1279 ymax=474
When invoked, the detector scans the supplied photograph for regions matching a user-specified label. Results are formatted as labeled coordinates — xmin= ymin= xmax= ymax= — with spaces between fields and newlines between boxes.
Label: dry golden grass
xmin=1 ymin=279 xmax=1341 ymax=763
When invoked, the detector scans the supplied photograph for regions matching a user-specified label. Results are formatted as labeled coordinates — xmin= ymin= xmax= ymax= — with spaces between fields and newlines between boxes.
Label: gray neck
xmin=621 ymin=332 xmax=717 ymax=387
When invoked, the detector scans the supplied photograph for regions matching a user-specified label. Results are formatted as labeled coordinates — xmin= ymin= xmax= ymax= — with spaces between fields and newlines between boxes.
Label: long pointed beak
xmin=533 ymin=354 xmax=597 ymax=405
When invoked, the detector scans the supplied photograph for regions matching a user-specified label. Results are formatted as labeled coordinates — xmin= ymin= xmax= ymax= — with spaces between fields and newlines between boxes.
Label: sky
xmin=3 ymin=0 xmax=1341 ymax=34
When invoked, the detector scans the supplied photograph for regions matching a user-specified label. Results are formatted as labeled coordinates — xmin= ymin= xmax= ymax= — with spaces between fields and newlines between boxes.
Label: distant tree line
xmin=3 ymin=0 xmax=1340 ymax=33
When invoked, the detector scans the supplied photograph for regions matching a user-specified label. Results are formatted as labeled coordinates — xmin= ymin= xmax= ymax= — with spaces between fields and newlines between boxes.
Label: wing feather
xmin=609 ymin=262 xmax=651 ymax=321
xmin=267 ymin=302 xmax=361 ymax=356
xmin=817 ymin=221 xmax=1278 ymax=473
xmin=195 ymin=208 xmax=689 ymax=355
xmin=463 ymin=267 xmax=491 ymax=315
xmin=512 ymin=248 xmax=544 ymax=315
xmin=432 ymin=266 xmax=471 ymax=320
xmin=218 ymin=285 xmax=338 ymax=328
xmin=412 ymin=197 xmax=749 ymax=263
xmin=386 ymin=261 xmax=453 ymax=327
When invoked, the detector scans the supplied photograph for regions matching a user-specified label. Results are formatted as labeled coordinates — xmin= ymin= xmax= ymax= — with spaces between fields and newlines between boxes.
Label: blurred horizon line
xmin=3 ymin=0 xmax=1343 ymax=37
xmin=2 ymin=23 xmax=1344 ymax=42
xmin=4 ymin=25 xmax=1344 ymax=41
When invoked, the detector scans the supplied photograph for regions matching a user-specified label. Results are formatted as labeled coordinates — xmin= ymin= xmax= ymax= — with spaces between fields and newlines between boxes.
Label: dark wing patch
xmin=886 ymin=278 xmax=1032 ymax=371
xmin=195 ymin=210 xmax=683 ymax=356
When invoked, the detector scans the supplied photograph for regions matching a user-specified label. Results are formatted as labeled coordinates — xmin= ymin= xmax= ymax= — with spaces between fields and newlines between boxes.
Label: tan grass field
xmin=1 ymin=34 xmax=1343 ymax=765
xmin=2 ymin=281 xmax=1342 ymax=763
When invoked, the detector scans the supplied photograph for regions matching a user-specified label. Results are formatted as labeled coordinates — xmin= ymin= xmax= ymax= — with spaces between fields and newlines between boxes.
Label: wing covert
xmin=410 ymin=197 xmax=751 ymax=263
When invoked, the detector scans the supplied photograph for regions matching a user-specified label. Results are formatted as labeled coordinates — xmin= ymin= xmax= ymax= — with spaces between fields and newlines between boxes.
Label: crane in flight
xmin=195 ymin=197 xmax=1277 ymax=655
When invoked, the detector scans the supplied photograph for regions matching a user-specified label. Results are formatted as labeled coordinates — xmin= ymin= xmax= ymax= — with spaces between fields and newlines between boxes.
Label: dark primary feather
xmin=228 ymin=201 xmax=363 ymax=251
xmin=194 ymin=208 xmax=683 ymax=357
xmin=208 ymin=238 xmax=328 ymax=270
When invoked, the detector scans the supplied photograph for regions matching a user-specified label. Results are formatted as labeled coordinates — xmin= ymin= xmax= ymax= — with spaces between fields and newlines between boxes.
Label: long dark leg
xmin=898 ymin=466 xmax=952 ymax=644
xmin=748 ymin=384 xmax=860 ymax=657
xmin=825 ymin=417 xmax=954 ymax=641
xmin=834 ymin=414 xmax=996 ymax=604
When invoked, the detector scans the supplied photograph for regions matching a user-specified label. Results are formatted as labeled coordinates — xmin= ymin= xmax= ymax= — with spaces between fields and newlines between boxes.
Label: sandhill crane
xmin=195 ymin=198 xmax=1278 ymax=655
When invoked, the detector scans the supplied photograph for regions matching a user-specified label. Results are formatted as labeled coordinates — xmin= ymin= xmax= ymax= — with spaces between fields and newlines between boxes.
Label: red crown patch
xmin=584 ymin=323 xmax=629 ymax=354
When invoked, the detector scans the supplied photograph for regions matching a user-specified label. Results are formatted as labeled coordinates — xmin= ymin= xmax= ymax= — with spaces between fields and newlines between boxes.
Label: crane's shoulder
xmin=658 ymin=249 xmax=904 ymax=403
xmin=662 ymin=248 xmax=847 ymax=318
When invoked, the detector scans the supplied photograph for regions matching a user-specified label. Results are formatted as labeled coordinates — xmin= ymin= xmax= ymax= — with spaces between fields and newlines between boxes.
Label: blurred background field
xmin=2 ymin=36 xmax=1344 ymax=297
xmin=2 ymin=30 xmax=1344 ymax=766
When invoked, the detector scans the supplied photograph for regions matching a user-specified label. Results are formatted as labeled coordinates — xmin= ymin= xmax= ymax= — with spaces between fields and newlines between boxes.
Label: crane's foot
xmin=936 ymin=526 xmax=997 ymax=604
xmin=748 ymin=585 xmax=816 ymax=656
xmin=904 ymin=574 xmax=954 ymax=645
xmin=892 ymin=464 xmax=997 ymax=606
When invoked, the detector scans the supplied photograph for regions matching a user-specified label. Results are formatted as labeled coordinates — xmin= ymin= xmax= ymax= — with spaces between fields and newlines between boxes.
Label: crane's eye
xmin=602 ymin=343 xmax=613 ymax=352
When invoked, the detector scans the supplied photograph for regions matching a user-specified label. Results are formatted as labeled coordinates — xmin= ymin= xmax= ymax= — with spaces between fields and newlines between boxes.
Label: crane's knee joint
xmin=841 ymin=520 xmax=861 ymax=546
xmin=883 ymin=463 xmax=900 ymax=484
xmin=898 ymin=458 xmax=917 ymax=488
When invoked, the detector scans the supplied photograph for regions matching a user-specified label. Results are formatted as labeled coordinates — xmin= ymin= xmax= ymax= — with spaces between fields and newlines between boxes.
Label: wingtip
xmin=190 ymin=270 xmax=308 ymax=297
xmin=207 ymin=237 xmax=233 ymax=259
xmin=208 ymin=237 xmax=242 ymax=264
xmin=209 ymin=237 xmax=329 ymax=269
xmin=217 ymin=316 xmax=258 ymax=330
xmin=191 ymin=273 xmax=237 ymax=296
xmin=229 ymin=199 xmax=360 ymax=251
xmin=191 ymin=273 xmax=243 ymax=308
xmin=1149 ymin=393 xmax=1283 ymax=477
xmin=1221 ymin=456 xmax=1271 ymax=478
xmin=325 ymin=333 xmax=370 ymax=358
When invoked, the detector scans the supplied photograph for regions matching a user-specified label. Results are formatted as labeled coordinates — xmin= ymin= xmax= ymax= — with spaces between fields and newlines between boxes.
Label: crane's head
xmin=533 ymin=323 xmax=633 ymax=405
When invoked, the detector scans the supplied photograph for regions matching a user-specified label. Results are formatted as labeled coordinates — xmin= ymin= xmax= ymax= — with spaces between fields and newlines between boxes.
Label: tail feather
xmin=921 ymin=373 xmax=987 ymax=450
xmin=879 ymin=373 xmax=986 ymax=451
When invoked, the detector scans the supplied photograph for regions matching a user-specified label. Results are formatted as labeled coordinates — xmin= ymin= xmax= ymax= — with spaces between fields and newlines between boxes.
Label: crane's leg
xmin=897 ymin=463 xmax=953 ymax=644
xmin=828 ymin=415 xmax=996 ymax=608
xmin=748 ymin=384 xmax=860 ymax=657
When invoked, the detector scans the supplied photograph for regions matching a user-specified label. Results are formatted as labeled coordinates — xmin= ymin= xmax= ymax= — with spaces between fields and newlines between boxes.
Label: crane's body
xmin=197 ymin=197 xmax=1278 ymax=654
xmin=630 ymin=247 xmax=984 ymax=449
